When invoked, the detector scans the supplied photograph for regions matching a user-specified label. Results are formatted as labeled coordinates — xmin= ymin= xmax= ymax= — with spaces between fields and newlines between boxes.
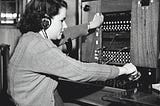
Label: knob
xmin=83 ymin=5 xmax=91 ymax=12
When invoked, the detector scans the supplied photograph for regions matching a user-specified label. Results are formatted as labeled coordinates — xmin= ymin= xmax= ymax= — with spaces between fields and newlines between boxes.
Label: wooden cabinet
xmin=79 ymin=0 xmax=102 ymax=62
xmin=131 ymin=0 xmax=159 ymax=68
xmin=79 ymin=0 xmax=160 ymax=82
xmin=79 ymin=0 xmax=132 ymax=63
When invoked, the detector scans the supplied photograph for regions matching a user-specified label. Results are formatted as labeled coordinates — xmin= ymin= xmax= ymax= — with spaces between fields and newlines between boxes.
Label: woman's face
xmin=46 ymin=7 xmax=67 ymax=40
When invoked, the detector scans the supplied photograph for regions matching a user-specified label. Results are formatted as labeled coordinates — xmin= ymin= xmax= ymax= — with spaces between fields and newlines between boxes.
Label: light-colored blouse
xmin=8 ymin=24 xmax=119 ymax=106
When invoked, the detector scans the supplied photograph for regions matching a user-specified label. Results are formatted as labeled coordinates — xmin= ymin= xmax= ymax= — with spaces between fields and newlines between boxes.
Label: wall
xmin=65 ymin=0 xmax=77 ymax=26
xmin=0 ymin=26 xmax=21 ymax=55
xmin=65 ymin=0 xmax=79 ymax=58
xmin=101 ymin=0 xmax=132 ymax=12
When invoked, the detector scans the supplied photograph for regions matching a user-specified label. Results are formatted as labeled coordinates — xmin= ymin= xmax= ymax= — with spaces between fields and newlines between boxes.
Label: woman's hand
xmin=123 ymin=63 xmax=137 ymax=75
xmin=88 ymin=13 xmax=104 ymax=29
xmin=118 ymin=63 xmax=140 ymax=81
xmin=123 ymin=63 xmax=141 ymax=81
xmin=118 ymin=63 xmax=138 ymax=75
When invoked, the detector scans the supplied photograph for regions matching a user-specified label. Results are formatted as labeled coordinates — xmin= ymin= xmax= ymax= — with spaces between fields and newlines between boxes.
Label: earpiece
xmin=41 ymin=16 xmax=51 ymax=30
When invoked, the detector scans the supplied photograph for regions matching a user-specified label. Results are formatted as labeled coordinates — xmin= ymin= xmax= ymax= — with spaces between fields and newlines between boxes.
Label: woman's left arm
xmin=59 ymin=13 xmax=104 ymax=45
xmin=59 ymin=23 xmax=88 ymax=45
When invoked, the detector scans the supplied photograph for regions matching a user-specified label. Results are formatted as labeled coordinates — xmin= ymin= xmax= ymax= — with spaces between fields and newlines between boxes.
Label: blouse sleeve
xmin=31 ymin=47 xmax=119 ymax=82
xmin=59 ymin=23 xmax=89 ymax=45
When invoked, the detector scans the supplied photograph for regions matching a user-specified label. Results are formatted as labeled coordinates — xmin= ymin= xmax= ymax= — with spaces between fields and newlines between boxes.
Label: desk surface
xmin=58 ymin=79 xmax=160 ymax=106
xmin=77 ymin=87 xmax=160 ymax=106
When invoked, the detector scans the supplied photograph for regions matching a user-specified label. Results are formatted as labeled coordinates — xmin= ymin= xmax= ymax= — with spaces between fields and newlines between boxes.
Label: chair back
xmin=0 ymin=44 xmax=10 ymax=93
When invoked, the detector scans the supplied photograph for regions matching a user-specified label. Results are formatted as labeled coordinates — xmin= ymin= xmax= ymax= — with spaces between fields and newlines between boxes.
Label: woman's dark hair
xmin=17 ymin=0 xmax=67 ymax=34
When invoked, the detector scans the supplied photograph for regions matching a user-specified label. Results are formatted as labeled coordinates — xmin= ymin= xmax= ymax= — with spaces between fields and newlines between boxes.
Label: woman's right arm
xmin=31 ymin=46 xmax=138 ymax=82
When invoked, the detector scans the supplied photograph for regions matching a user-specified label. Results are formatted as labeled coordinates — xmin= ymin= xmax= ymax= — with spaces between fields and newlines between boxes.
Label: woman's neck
xmin=39 ymin=30 xmax=48 ymax=39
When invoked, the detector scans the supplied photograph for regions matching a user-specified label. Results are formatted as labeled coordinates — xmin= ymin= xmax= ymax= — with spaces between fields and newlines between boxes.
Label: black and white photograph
xmin=0 ymin=0 xmax=160 ymax=106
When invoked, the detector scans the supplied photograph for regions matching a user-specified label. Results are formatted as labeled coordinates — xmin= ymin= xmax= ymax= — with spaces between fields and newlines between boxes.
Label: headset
xmin=40 ymin=0 xmax=52 ymax=38
xmin=41 ymin=0 xmax=52 ymax=30
xmin=41 ymin=16 xmax=51 ymax=30
xmin=41 ymin=15 xmax=51 ymax=38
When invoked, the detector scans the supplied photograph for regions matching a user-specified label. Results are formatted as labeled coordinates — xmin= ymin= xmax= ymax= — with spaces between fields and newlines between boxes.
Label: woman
xmin=8 ymin=0 xmax=138 ymax=106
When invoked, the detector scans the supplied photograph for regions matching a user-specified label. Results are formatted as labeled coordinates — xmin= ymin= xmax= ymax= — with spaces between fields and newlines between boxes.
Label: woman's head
xmin=46 ymin=6 xmax=67 ymax=40
xmin=18 ymin=0 xmax=68 ymax=36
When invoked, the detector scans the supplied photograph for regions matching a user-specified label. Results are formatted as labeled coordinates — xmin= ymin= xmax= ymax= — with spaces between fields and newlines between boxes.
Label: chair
xmin=0 ymin=44 xmax=10 ymax=92
xmin=0 ymin=44 xmax=15 ymax=106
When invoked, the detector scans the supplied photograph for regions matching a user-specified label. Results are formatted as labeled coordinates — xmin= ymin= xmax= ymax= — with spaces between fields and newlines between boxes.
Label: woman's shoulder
xmin=22 ymin=32 xmax=57 ymax=54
